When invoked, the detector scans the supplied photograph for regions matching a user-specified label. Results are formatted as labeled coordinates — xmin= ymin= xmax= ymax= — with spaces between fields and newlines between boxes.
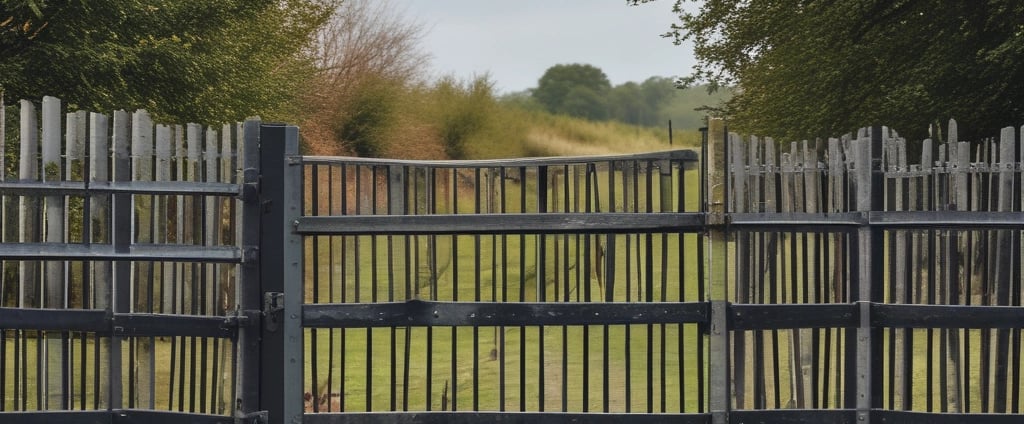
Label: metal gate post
xmin=258 ymin=124 xmax=304 ymax=424
xmin=852 ymin=126 xmax=884 ymax=423
xmin=706 ymin=118 xmax=731 ymax=424
xmin=236 ymin=119 xmax=263 ymax=422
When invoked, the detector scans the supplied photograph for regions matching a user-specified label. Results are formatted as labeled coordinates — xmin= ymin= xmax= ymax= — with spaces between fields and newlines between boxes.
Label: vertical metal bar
xmin=310 ymin=165 xmax=322 ymax=412
xmin=108 ymin=110 xmax=131 ymax=410
xmin=644 ymin=161 xmax=655 ymax=413
xmin=853 ymin=126 xmax=883 ymax=422
xmin=0 ymin=327 xmax=5 ymax=410
xmin=500 ymin=167 xmax=508 ymax=412
xmin=658 ymin=162 xmax=671 ymax=413
xmin=388 ymin=165 xmax=401 ymax=411
xmin=369 ymin=166 xmax=380 ymax=411
xmin=449 ymin=168 xmax=458 ymax=412
xmin=707 ymin=118 xmax=730 ymax=424
xmin=582 ymin=164 xmax=593 ymax=412
xmin=258 ymin=123 xmax=303 ymax=424
xmin=519 ymin=166 xmax=527 ymax=412
xmin=236 ymin=119 xmax=261 ymax=417
xmin=339 ymin=164 xmax=350 ymax=413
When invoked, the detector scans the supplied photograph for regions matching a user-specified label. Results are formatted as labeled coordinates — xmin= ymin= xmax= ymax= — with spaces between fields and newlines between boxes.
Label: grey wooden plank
xmin=18 ymin=99 xmax=40 ymax=308
xmin=40 ymin=95 xmax=65 ymax=409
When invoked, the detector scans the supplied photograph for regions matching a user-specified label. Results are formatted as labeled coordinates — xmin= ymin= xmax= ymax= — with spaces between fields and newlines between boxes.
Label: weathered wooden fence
xmin=0 ymin=96 xmax=254 ymax=423
xmin=721 ymin=120 xmax=1024 ymax=421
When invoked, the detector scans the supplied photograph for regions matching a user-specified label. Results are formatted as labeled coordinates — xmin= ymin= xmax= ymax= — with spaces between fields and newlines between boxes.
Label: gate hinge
xmin=236 ymin=410 xmax=268 ymax=424
xmin=263 ymin=292 xmax=285 ymax=332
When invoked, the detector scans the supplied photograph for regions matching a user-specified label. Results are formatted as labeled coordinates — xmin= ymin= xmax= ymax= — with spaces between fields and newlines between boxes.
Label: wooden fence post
xmin=18 ymin=99 xmax=39 ymax=309
xmin=131 ymin=109 xmax=155 ymax=409
xmin=706 ymin=117 xmax=730 ymax=424
xmin=992 ymin=126 xmax=1015 ymax=412
xmin=41 ymin=96 xmax=65 ymax=409
xmin=89 ymin=111 xmax=111 ymax=408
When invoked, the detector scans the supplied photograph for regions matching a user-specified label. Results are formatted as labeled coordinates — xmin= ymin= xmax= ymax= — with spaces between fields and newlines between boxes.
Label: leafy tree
xmin=561 ymin=86 xmax=609 ymax=121
xmin=433 ymin=75 xmax=497 ymax=159
xmin=533 ymin=63 xmax=611 ymax=120
xmin=607 ymin=77 xmax=681 ymax=126
xmin=0 ymin=0 xmax=337 ymax=123
xmin=332 ymin=75 xmax=398 ymax=158
xmin=608 ymin=82 xmax=648 ymax=125
xmin=641 ymin=0 xmax=1024 ymax=140
xmin=300 ymin=0 xmax=430 ymax=156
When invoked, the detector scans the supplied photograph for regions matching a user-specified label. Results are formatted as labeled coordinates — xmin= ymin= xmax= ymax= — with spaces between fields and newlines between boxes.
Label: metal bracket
xmin=235 ymin=410 xmax=268 ymax=424
xmin=222 ymin=309 xmax=259 ymax=330
xmin=241 ymin=246 xmax=259 ymax=264
xmin=241 ymin=168 xmax=259 ymax=203
xmin=263 ymin=292 xmax=284 ymax=332
xmin=706 ymin=211 xmax=728 ymax=227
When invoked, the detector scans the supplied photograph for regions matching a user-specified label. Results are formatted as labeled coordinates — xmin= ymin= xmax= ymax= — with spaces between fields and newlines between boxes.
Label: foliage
xmin=331 ymin=76 xmax=399 ymax=158
xmin=0 ymin=0 xmax=336 ymax=123
xmin=533 ymin=63 xmax=612 ymax=120
xmin=658 ymin=84 xmax=734 ymax=129
xmin=300 ymin=0 xmax=430 ymax=156
xmin=607 ymin=77 xmax=679 ymax=127
xmin=642 ymin=0 xmax=1024 ymax=140
xmin=529 ymin=63 xmax=729 ymax=130
xmin=499 ymin=90 xmax=544 ymax=112
xmin=431 ymin=75 xmax=497 ymax=159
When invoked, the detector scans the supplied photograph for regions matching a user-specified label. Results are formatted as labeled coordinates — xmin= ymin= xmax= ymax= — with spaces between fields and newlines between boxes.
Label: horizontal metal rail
xmin=299 ymin=149 xmax=699 ymax=167
xmin=298 ymin=211 xmax=1024 ymax=237
xmin=871 ymin=410 xmax=1024 ymax=424
xmin=302 ymin=409 xmax=1024 ymax=424
xmin=0 ymin=307 xmax=240 ymax=337
xmin=303 ymin=301 xmax=1024 ymax=330
xmin=0 ymin=180 xmax=242 ymax=196
xmin=872 ymin=304 xmax=1024 ymax=329
xmin=730 ymin=211 xmax=1024 ymax=229
xmin=730 ymin=304 xmax=859 ymax=330
xmin=0 ymin=409 xmax=234 ymax=424
xmin=302 ymin=411 xmax=711 ymax=424
xmin=303 ymin=300 xmax=708 ymax=328
xmin=296 ymin=213 xmax=706 ymax=235
xmin=0 ymin=243 xmax=244 ymax=263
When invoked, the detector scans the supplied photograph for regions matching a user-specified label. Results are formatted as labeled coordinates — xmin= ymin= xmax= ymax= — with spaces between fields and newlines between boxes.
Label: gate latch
xmin=263 ymin=292 xmax=284 ymax=332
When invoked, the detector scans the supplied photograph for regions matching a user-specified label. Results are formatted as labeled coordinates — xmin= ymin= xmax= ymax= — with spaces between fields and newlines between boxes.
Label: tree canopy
xmin=533 ymin=63 xmax=612 ymax=120
xmin=0 ymin=0 xmax=336 ymax=123
xmin=643 ymin=0 xmax=1024 ymax=140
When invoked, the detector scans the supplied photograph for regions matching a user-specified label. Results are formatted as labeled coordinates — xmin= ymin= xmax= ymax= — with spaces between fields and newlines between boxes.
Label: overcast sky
xmin=393 ymin=0 xmax=696 ymax=94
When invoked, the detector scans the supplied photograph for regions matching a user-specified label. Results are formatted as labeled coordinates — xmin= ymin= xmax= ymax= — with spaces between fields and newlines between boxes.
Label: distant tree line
xmin=526 ymin=63 xmax=729 ymax=130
